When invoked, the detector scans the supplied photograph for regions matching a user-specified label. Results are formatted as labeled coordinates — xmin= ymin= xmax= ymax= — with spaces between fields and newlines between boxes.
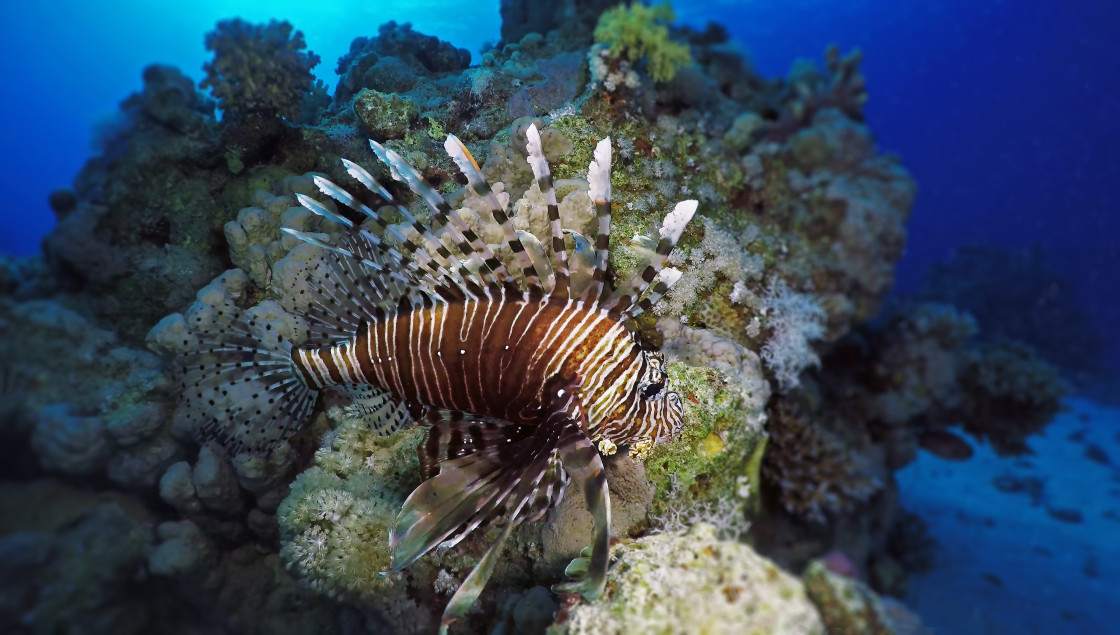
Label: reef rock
xmin=563 ymin=523 xmax=824 ymax=634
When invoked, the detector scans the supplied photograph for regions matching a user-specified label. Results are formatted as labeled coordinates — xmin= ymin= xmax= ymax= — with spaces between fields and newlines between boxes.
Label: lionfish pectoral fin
xmin=389 ymin=451 xmax=510 ymax=572
xmin=391 ymin=410 xmax=572 ymax=568
xmin=552 ymin=432 xmax=611 ymax=600
xmin=438 ymin=508 xmax=520 ymax=634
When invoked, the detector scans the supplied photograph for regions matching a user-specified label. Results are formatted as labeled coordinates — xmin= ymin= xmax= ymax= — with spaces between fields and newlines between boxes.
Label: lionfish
xmin=178 ymin=124 xmax=696 ymax=630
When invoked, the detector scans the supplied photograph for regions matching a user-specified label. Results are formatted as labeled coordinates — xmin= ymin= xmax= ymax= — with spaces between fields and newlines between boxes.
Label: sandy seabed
xmin=898 ymin=398 xmax=1120 ymax=634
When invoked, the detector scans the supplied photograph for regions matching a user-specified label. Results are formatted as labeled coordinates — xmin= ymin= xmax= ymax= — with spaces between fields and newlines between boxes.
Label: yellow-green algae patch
xmin=642 ymin=362 xmax=767 ymax=519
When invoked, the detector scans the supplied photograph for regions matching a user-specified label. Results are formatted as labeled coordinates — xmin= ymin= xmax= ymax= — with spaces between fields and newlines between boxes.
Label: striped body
xmin=293 ymin=291 xmax=675 ymax=448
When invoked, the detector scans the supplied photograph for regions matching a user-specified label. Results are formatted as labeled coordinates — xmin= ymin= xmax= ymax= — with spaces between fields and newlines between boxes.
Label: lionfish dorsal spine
xmin=603 ymin=199 xmax=698 ymax=317
xmin=293 ymin=192 xmax=354 ymax=228
xmin=585 ymin=136 xmax=613 ymax=306
xmin=445 ymin=134 xmax=546 ymax=297
xmin=525 ymin=124 xmax=571 ymax=300
xmin=370 ymin=139 xmax=515 ymax=292
xmin=341 ymin=157 xmax=395 ymax=201
xmin=624 ymin=266 xmax=684 ymax=320
xmin=330 ymin=157 xmax=480 ymax=299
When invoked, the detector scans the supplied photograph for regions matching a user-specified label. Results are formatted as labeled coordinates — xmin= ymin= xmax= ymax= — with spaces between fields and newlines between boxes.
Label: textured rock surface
xmin=563 ymin=524 xmax=824 ymax=634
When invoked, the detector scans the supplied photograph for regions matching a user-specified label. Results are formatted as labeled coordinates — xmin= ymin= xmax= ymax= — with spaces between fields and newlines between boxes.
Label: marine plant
xmin=201 ymin=18 xmax=320 ymax=121
xmin=593 ymin=2 xmax=692 ymax=83
xmin=175 ymin=126 xmax=698 ymax=630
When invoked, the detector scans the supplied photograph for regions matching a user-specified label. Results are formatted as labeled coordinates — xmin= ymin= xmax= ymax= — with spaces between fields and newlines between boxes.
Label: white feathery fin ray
xmin=585 ymin=136 xmax=613 ymax=306
xmin=335 ymin=158 xmax=483 ymax=300
xmin=281 ymin=227 xmax=370 ymax=263
xmin=605 ymin=200 xmax=698 ymax=317
xmin=659 ymin=199 xmax=699 ymax=246
xmin=624 ymin=266 xmax=683 ymax=319
xmin=525 ymin=124 xmax=570 ymax=299
xmin=294 ymin=187 xmax=430 ymax=279
xmin=516 ymin=230 xmax=555 ymax=292
xmin=445 ymin=134 xmax=545 ymax=296
xmin=313 ymin=175 xmax=382 ymax=225
xmin=295 ymin=193 xmax=354 ymax=228
xmin=369 ymin=139 xmax=514 ymax=291
xmin=287 ymin=187 xmax=468 ymax=304
xmin=342 ymin=158 xmax=394 ymax=201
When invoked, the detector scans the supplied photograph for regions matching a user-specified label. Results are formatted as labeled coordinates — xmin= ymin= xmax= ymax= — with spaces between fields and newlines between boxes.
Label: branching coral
xmin=592 ymin=1 xmax=692 ymax=84
xmin=201 ymin=19 xmax=320 ymax=121
xmin=759 ymin=278 xmax=827 ymax=391
xmin=761 ymin=400 xmax=882 ymax=524
xmin=957 ymin=341 xmax=1067 ymax=455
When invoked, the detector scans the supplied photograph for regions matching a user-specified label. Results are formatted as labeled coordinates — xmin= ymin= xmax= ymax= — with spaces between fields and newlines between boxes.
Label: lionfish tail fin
xmin=174 ymin=307 xmax=318 ymax=457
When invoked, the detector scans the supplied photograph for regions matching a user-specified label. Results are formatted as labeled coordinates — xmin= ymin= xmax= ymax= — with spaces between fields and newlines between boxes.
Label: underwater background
xmin=0 ymin=0 xmax=1116 ymax=633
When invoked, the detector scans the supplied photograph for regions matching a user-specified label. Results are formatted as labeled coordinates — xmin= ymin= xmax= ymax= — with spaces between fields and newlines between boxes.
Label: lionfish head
xmin=634 ymin=351 xmax=686 ymax=443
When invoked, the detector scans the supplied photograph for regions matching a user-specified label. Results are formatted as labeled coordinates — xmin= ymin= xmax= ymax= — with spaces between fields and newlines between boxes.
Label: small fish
xmin=175 ymin=125 xmax=696 ymax=630
xmin=917 ymin=429 xmax=973 ymax=460
xmin=1084 ymin=443 xmax=1110 ymax=466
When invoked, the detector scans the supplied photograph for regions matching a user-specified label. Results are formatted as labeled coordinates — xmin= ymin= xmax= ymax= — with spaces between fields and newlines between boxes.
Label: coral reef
xmin=761 ymin=398 xmax=884 ymax=524
xmin=500 ymin=0 xmax=615 ymax=45
xmin=802 ymin=560 xmax=932 ymax=634
xmin=334 ymin=21 xmax=471 ymax=104
xmin=3 ymin=3 xmax=1068 ymax=633
xmin=201 ymin=19 xmax=320 ymax=121
xmin=563 ymin=524 xmax=825 ymax=633
xmin=353 ymin=89 xmax=420 ymax=138
xmin=751 ymin=300 xmax=1066 ymax=597
xmin=592 ymin=2 xmax=692 ymax=84
xmin=277 ymin=412 xmax=424 ymax=606
xmin=956 ymin=341 xmax=1068 ymax=455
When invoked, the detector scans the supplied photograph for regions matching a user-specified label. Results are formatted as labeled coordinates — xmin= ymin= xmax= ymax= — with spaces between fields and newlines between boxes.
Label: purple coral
xmin=201 ymin=18 xmax=320 ymax=121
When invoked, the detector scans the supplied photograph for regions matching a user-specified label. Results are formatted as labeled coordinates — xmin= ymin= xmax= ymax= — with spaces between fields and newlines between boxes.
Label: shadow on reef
xmin=0 ymin=3 xmax=1067 ymax=634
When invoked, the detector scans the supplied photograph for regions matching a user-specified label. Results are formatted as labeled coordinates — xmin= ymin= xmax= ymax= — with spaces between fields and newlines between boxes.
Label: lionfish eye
xmin=642 ymin=381 xmax=663 ymax=399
